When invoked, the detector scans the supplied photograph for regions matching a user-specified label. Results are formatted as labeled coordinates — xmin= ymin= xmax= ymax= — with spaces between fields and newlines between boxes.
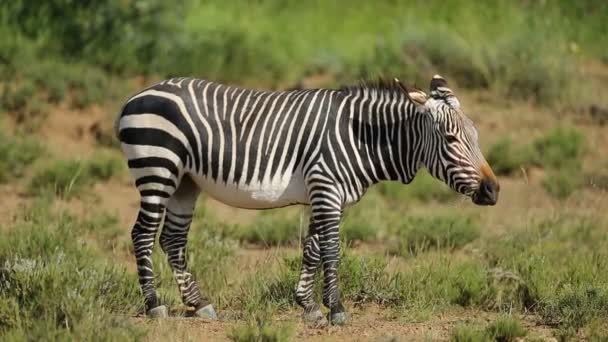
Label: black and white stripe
xmin=116 ymin=74 xmax=498 ymax=322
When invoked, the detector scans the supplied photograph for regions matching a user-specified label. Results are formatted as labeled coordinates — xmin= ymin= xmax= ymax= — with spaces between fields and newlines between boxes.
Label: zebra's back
xmin=117 ymin=78 xmax=338 ymax=209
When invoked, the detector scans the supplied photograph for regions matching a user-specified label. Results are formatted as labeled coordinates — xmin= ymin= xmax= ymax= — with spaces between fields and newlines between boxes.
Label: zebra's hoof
xmin=195 ymin=304 xmax=218 ymax=320
xmin=328 ymin=311 xmax=348 ymax=325
xmin=147 ymin=305 xmax=168 ymax=318
xmin=303 ymin=308 xmax=328 ymax=327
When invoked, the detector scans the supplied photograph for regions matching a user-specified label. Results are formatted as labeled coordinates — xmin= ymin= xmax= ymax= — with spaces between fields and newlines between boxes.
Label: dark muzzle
xmin=472 ymin=178 xmax=499 ymax=206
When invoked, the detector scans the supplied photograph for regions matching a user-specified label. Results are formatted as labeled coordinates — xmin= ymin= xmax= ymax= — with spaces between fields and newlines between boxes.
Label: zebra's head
xmin=400 ymin=75 xmax=499 ymax=205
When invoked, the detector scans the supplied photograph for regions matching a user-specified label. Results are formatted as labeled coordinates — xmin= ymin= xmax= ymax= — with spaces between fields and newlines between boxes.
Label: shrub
xmin=237 ymin=211 xmax=302 ymax=247
xmin=391 ymin=215 xmax=480 ymax=256
xmin=0 ymin=133 xmax=44 ymax=182
xmin=377 ymin=170 xmax=458 ymax=203
xmin=485 ymin=138 xmax=533 ymax=176
xmin=0 ymin=204 xmax=143 ymax=340
xmin=531 ymin=127 xmax=584 ymax=170
xmin=450 ymin=324 xmax=487 ymax=342
xmin=29 ymin=154 xmax=123 ymax=198
xmin=542 ymin=169 xmax=580 ymax=200
xmin=228 ymin=320 xmax=293 ymax=342
xmin=486 ymin=315 xmax=527 ymax=342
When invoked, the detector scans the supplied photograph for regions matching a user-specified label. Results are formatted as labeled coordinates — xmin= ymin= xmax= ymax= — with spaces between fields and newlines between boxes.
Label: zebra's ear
xmin=430 ymin=75 xmax=460 ymax=108
xmin=394 ymin=78 xmax=427 ymax=107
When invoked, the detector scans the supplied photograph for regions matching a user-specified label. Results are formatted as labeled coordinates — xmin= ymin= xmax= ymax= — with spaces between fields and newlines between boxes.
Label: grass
xmin=0 ymin=202 xmax=143 ymax=341
xmin=450 ymin=316 xmax=526 ymax=342
xmin=0 ymin=132 xmax=44 ymax=183
xmin=236 ymin=211 xmax=303 ymax=247
xmin=377 ymin=170 xmax=458 ymax=203
xmin=390 ymin=215 xmax=480 ymax=256
xmin=485 ymin=138 xmax=532 ymax=177
xmin=29 ymin=153 xmax=124 ymax=198
xmin=2 ymin=1 xmax=607 ymax=108
xmin=486 ymin=316 xmax=527 ymax=341
xmin=228 ymin=320 xmax=294 ymax=342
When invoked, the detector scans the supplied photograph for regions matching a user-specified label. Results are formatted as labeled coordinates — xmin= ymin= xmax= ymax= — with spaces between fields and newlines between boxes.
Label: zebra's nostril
xmin=483 ymin=180 xmax=495 ymax=196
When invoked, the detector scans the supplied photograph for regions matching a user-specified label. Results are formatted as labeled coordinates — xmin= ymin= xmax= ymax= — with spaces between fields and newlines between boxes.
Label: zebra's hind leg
xmin=295 ymin=232 xmax=327 ymax=326
xmin=159 ymin=175 xmax=217 ymax=320
xmin=131 ymin=200 xmax=168 ymax=318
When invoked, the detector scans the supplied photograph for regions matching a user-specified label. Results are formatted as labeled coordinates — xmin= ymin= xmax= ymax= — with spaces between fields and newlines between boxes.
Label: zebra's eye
xmin=445 ymin=134 xmax=458 ymax=144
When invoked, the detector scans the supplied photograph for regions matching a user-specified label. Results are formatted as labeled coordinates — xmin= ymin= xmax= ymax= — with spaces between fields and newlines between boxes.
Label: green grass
xmin=236 ymin=211 xmax=303 ymax=247
xmin=0 ymin=202 xmax=143 ymax=341
xmin=486 ymin=316 xmax=527 ymax=341
xmin=531 ymin=127 xmax=585 ymax=170
xmin=377 ymin=170 xmax=459 ymax=203
xmin=485 ymin=138 xmax=533 ymax=176
xmin=391 ymin=215 xmax=480 ymax=256
xmin=450 ymin=323 xmax=488 ymax=342
xmin=2 ymin=1 xmax=606 ymax=107
xmin=228 ymin=320 xmax=294 ymax=342
xmin=0 ymin=132 xmax=44 ymax=183
xmin=450 ymin=316 xmax=527 ymax=342
xmin=29 ymin=153 xmax=124 ymax=198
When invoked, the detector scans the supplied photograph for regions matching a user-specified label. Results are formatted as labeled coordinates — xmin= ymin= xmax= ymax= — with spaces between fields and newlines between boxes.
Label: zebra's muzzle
xmin=472 ymin=178 xmax=499 ymax=206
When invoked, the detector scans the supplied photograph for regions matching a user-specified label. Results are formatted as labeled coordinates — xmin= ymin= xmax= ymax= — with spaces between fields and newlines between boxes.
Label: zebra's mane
xmin=340 ymin=78 xmax=424 ymax=98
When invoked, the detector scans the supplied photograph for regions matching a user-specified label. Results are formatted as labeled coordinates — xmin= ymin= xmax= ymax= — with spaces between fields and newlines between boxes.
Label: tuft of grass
xmin=486 ymin=315 xmax=527 ymax=342
xmin=29 ymin=153 xmax=123 ymax=198
xmin=228 ymin=320 xmax=294 ymax=342
xmin=485 ymin=137 xmax=534 ymax=176
xmin=450 ymin=317 xmax=527 ymax=342
xmin=0 ymin=202 xmax=144 ymax=340
xmin=450 ymin=323 xmax=488 ymax=342
xmin=237 ymin=211 xmax=302 ymax=247
xmin=486 ymin=216 xmax=608 ymax=331
xmin=531 ymin=127 xmax=584 ymax=170
xmin=377 ymin=170 xmax=458 ymax=203
xmin=391 ymin=215 xmax=480 ymax=256
xmin=0 ymin=132 xmax=44 ymax=183
xmin=542 ymin=169 xmax=580 ymax=200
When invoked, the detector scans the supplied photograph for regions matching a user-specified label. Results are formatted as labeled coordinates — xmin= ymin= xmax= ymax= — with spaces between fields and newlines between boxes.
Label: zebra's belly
xmin=192 ymin=171 xmax=309 ymax=209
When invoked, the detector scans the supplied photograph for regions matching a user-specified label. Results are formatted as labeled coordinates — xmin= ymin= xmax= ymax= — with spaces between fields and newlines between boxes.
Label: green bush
xmin=391 ymin=215 xmax=480 ymax=256
xmin=486 ymin=138 xmax=533 ymax=176
xmin=486 ymin=216 xmax=608 ymax=331
xmin=378 ymin=170 xmax=458 ymax=203
xmin=3 ymin=1 xmax=605 ymax=105
xmin=486 ymin=315 xmax=527 ymax=342
xmin=0 ymin=133 xmax=44 ymax=182
xmin=29 ymin=154 xmax=123 ymax=198
xmin=542 ymin=169 xmax=580 ymax=200
xmin=531 ymin=127 xmax=584 ymax=169
xmin=450 ymin=317 xmax=527 ymax=342
xmin=228 ymin=320 xmax=293 ymax=342
xmin=450 ymin=324 xmax=488 ymax=342
xmin=0 ymin=204 xmax=143 ymax=340
xmin=237 ymin=212 xmax=302 ymax=246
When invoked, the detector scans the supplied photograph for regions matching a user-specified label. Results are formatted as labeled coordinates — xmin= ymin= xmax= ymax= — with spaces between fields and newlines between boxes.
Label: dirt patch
xmin=135 ymin=306 xmax=555 ymax=341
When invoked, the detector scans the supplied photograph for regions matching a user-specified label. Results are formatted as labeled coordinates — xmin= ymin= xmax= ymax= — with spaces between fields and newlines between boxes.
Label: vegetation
xmin=0 ymin=203 xmax=143 ymax=341
xmin=1 ymin=0 xmax=606 ymax=340
xmin=0 ymin=132 xmax=44 ymax=182
xmin=450 ymin=316 xmax=527 ymax=342
xmin=29 ymin=153 xmax=123 ymax=198
xmin=391 ymin=215 xmax=480 ymax=256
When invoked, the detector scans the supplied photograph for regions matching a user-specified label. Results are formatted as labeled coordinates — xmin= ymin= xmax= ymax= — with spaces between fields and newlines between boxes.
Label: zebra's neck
xmin=344 ymin=86 xmax=424 ymax=186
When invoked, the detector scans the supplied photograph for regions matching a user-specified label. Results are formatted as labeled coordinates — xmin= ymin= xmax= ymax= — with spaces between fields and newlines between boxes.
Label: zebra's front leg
xmin=295 ymin=232 xmax=326 ymax=326
xmin=308 ymin=194 xmax=347 ymax=325
xmin=159 ymin=177 xmax=217 ymax=319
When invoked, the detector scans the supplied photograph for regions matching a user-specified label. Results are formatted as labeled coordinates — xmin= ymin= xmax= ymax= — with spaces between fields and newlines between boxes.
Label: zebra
xmin=115 ymin=74 xmax=499 ymax=325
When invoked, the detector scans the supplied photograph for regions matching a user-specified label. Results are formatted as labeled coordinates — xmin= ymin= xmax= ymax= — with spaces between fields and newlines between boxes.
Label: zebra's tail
xmin=114 ymin=104 xmax=127 ymax=142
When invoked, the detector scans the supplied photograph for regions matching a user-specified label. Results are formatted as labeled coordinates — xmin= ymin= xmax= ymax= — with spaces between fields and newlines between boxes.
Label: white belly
xmin=192 ymin=171 xmax=309 ymax=209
